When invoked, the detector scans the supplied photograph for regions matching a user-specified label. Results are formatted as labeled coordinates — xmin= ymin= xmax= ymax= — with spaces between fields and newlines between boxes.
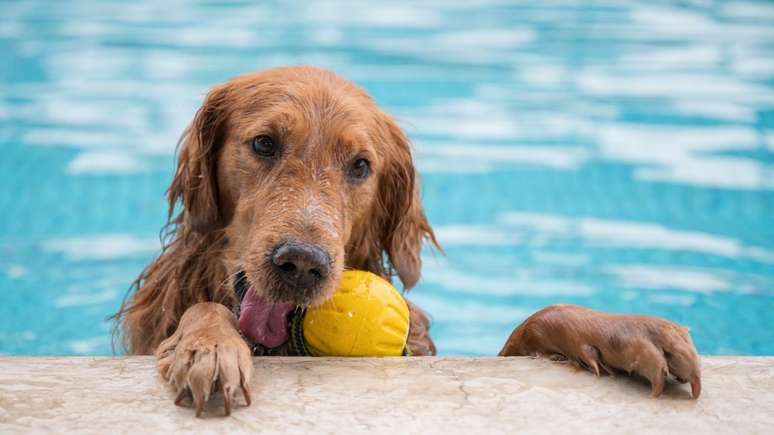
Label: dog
xmin=114 ymin=66 xmax=701 ymax=417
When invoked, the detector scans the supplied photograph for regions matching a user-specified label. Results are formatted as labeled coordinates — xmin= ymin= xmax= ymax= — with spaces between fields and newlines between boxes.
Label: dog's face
xmin=169 ymin=67 xmax=436 ymax=306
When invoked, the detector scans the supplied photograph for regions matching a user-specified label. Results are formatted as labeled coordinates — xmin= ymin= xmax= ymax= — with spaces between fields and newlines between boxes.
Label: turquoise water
xmin=1 ymin=1 xmax=773 ymax=356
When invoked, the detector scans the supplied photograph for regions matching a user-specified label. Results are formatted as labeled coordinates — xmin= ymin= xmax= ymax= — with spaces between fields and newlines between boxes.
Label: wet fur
xmin=499 ymin=305 xmax=701 ymax=398
xmin=114 ymin=66 xmax=439 ymax=355
xmin=113 ymin=66 xmax=701 ymax=416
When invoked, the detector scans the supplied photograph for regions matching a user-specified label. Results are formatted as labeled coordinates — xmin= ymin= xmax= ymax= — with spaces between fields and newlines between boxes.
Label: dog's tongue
xmin=238 ymin=288 xmax=295 ymax=348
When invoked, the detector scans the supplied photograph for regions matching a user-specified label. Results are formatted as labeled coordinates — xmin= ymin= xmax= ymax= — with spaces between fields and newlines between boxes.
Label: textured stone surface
xmin=0 ymin=356 xmax=772 ymax=434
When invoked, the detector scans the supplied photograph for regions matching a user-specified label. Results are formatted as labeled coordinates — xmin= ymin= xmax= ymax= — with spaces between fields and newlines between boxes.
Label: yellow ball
xmin=301 ymin=270 xmax=410 ymax=356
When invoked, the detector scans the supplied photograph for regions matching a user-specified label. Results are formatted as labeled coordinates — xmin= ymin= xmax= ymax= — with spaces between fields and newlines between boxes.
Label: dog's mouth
xmin=234 ymin=271 xmax=296 ymax=349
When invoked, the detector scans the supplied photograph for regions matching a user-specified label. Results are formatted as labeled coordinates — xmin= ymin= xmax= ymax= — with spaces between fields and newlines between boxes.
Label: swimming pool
xmin=1 ymin=1 xmax=772 ymax=356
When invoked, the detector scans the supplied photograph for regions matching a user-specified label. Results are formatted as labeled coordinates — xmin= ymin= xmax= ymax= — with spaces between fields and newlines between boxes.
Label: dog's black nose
xmin=271 ymin=240 xmax=331 ymax=289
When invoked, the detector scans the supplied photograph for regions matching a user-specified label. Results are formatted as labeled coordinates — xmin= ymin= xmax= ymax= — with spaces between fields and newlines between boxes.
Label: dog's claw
xmin=691 ymin=374 xmax=701 ymax=399
xmin=649 ymin=370 xmax=666 ymax=398
xmin=194 ymin=394 xmax=205 ymax=418
xmin=242 ymin=383 xmax=252 ymax=406
xmin=223 ymin=385 xmax=232 ymax=417
xmin=174 ymin=388 xmax=191 ymax=406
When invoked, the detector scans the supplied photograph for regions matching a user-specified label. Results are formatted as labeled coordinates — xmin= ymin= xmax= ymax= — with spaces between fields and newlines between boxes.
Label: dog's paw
xmin=500 ymin=305 xmax=702 ymax=399
xmin=155 ymin=303 xmax=254 ymax=417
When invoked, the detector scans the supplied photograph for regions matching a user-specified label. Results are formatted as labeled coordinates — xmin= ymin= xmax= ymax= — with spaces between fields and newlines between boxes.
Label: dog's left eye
xmin=348 ymin=158 xmax=371 ymax=181
xmin=250 ymin=135 xmax=278 ymax=158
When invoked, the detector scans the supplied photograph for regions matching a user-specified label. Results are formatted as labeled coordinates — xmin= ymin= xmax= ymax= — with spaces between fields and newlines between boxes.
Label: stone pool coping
xmin=0 ymin=356 xmax=772 ymax=434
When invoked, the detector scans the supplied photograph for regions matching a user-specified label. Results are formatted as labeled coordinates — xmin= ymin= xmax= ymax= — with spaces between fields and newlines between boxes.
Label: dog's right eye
xmin=250 ymin=135 xmax=278 ymax=158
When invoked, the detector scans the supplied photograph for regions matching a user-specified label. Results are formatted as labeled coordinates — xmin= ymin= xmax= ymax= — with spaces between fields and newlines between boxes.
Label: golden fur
xmin=115 ymin=66 xmax=438 ymax=355
xmin=113 ymin=66 xmax=701 ymax=417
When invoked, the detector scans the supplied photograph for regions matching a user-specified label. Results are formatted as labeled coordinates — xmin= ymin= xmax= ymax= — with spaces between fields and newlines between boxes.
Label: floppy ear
xmin=377 ymin=115 xmax=440 ymax=290
xmin=168 ymin=85 xmax=230 ymax=233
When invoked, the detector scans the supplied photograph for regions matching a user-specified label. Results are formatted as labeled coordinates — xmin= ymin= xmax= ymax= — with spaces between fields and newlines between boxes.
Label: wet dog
xmin=115 ymin=66 xmax=700 ymax=417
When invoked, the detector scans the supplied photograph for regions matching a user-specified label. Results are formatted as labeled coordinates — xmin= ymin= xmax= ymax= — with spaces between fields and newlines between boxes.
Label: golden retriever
xmin=114 ymin=66 xmax=701 ymax=417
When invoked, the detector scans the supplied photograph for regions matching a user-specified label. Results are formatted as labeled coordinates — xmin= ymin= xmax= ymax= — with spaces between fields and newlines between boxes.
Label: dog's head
xmin=169 ymin=66 xmax=437 ymax=307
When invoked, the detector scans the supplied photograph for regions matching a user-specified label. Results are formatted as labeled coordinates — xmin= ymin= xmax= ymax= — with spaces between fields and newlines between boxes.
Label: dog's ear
xmin=377 ymin=115 xmax=440 ymax=290
xmin=168 ymin=84 xmax=230 ymax=233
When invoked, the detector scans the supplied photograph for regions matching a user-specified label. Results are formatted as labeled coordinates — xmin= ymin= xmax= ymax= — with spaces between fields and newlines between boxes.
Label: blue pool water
xmin=1 ymin=1 xmax=773 ymax=356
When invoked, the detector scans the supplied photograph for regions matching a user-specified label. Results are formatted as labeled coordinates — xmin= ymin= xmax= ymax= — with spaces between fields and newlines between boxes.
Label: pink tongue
xmin=238 ymin=288 xmax=295 ymax=348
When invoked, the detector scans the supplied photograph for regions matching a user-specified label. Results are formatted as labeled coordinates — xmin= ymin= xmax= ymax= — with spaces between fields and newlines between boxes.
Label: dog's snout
xmin=271 ymin=240 xmax=331 ymax=289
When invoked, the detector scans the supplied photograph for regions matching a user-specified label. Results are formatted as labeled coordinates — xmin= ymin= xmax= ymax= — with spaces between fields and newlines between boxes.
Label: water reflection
xmin=1 ymin=0 xmax=773 ymax=355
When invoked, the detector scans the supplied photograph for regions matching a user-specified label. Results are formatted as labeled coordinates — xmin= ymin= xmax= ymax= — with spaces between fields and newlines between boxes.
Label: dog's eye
xmin=348 ymin=158 xmax=371 ymax=181
xmin=250 ymin=135 xmax=278 ymax=158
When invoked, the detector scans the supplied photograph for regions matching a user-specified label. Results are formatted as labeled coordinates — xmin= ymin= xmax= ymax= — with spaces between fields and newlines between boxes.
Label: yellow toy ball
xmin=290 ymin=270 xmax=410 ymax=356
